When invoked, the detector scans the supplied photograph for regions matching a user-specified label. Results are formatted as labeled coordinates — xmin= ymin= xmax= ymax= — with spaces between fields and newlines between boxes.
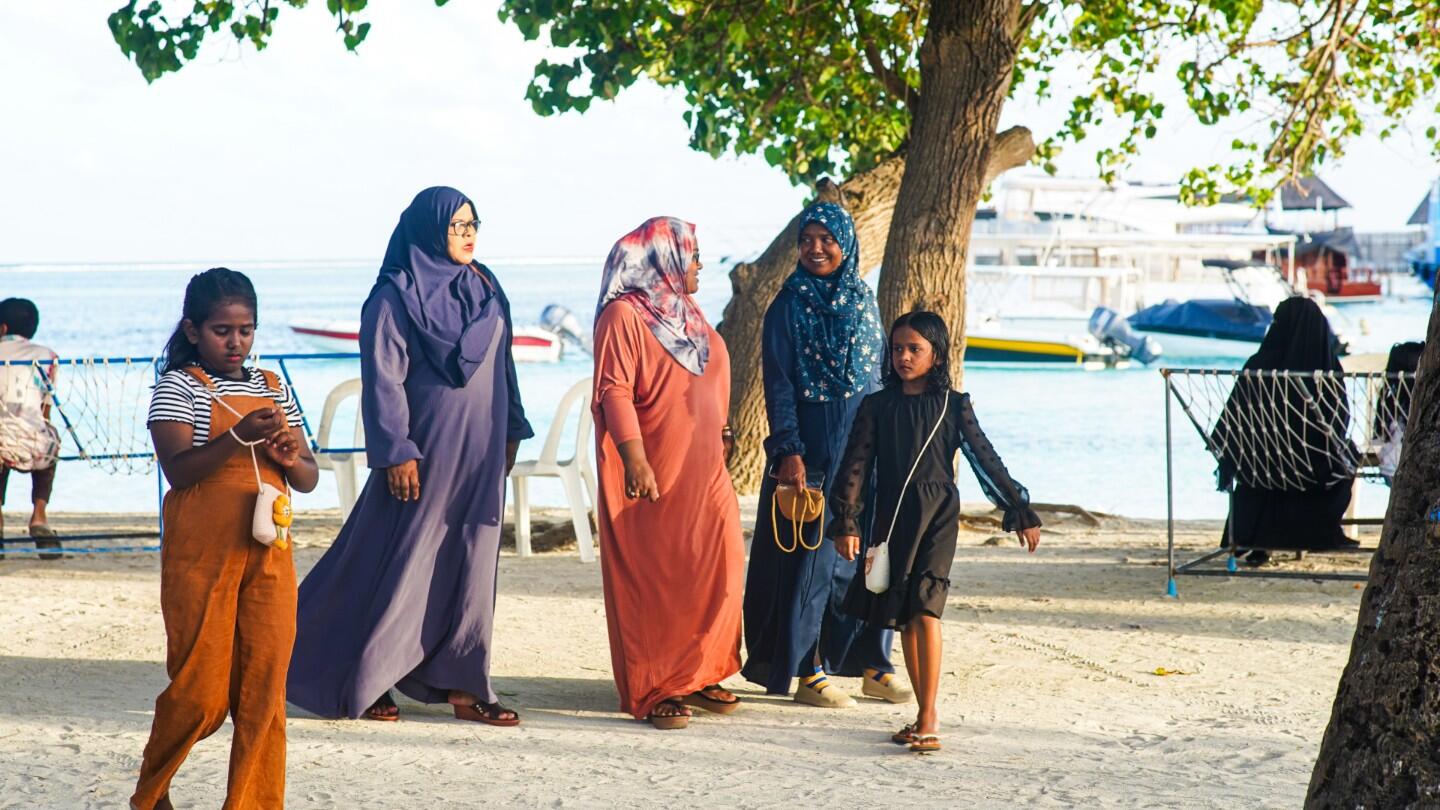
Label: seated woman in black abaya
xmin=1211 ymin=296 xmax=1358 ymax=566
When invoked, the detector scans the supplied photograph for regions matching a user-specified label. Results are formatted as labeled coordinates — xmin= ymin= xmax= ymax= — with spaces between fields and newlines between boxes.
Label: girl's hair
xmin=882 ymin=310 xmax=952 ymax=392
xmin=159 ymin=268 xmax=258 ymax=374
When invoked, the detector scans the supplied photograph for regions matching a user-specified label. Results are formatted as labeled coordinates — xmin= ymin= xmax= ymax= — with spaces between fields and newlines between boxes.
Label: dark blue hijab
xmin=782 ymin=202 xmax=883 ymax=402
xmin=367 ymin=186 xmax=501 ymax=387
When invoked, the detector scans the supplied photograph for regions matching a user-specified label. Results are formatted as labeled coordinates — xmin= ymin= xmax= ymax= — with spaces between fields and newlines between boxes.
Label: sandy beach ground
xmin=0 ymin=501 xmax=1373 ymax=809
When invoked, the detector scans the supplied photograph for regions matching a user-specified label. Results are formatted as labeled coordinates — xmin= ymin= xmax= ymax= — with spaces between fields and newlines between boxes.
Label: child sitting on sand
xmin=829 ymin=310 xmax=1042 ymax=754
xmin=0 ymin=297 xmax=62 ymax=559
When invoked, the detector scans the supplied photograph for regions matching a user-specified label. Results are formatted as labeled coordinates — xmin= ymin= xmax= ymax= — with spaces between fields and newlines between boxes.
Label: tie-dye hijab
xmin=595 ymin=216 xmax=711 ymax=375
xmin=782 ymin=202 xmax=883 ymax=402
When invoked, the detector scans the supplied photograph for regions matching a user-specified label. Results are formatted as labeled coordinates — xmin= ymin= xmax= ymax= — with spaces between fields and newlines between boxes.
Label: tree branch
xmin=848 ymin=0 xmax=918 ymax=110
xmin=1015 ymin=1 xmax=1045 ymax=48
xmin=984 ymin=125 xmax=1036 ymax=185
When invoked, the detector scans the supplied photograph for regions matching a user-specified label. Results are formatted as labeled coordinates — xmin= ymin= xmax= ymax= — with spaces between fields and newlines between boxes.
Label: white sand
xmin=0 ymin=504 xmax=1371 ymax=808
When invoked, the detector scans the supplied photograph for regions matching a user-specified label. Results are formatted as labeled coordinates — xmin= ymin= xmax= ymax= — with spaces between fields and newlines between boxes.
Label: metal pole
xmin=1226 ymin=490 xmax=1238 ymax=573
xmin=154 ymin=362 xmax=164 ymax=542
xmin=272 ymin=357 xmax=320 ymax=451
xmin=1165 ymin=371 xmax=1178 ymax=598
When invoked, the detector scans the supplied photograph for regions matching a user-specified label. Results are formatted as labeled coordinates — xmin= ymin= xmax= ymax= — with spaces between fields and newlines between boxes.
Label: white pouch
xmin=866 ymin=392 xmax=950 ymax=595
xmin=252 ymin=482 xmax=292 ymax=548
xmin=208 ymin=389 xmax=292 ymax=550
xmin=864 ymin=543 xmax=890 ymax=594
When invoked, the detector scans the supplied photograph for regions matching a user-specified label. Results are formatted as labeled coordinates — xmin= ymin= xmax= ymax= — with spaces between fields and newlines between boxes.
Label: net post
xmin=1225 ymin=490 xmax=1238 ymax=573
xmin=153 ymin=361 xmax=164 ymax=542
xmin=1164 ymin=369 xmax=1178 ymax=598
xmin=273 ymin=357 xmax=320 ymax=452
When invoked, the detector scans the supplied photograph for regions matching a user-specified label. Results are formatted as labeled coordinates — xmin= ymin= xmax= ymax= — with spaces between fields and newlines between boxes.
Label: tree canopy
xmin=110 ymin=2 xmax=1440 ymax=204
xmin=496 ymin=0 xmax=1440 ymax=204
xmin=107 ymin=1 xmax=439 ymax=83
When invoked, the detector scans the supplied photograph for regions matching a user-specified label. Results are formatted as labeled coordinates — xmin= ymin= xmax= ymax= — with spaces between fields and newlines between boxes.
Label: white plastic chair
xmin=314 ymin=378 xmax=367 ymax=518
xmin=510 ymin=377 xmax=597 ymax=562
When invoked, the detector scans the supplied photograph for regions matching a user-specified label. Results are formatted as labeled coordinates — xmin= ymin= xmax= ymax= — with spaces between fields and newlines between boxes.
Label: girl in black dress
xmin=829 ymin=311 xmax=1042 ymax=753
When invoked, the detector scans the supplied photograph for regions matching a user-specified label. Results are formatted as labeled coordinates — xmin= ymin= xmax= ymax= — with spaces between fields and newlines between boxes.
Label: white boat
xmin=965 ymin=232 xmax=1352 ymax=359
xmin=290 ymin=318 xmax=565 ymax=363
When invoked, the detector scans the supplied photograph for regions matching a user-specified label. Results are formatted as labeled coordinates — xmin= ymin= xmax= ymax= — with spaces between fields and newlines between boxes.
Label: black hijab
xmin=1215 ymin=296 xmax=1352 ymax=491
xmin=1243 ymin=296 xmax=1341 ymax=373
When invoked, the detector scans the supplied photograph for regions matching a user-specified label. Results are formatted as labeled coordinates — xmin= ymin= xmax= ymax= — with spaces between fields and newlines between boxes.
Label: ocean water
xmin=0 ymin=260 xmax=1431 ymax=523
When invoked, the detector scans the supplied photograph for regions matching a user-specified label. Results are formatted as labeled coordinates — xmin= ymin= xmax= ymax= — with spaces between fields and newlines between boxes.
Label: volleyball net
xmin=0 ymin=353 xmax=361 ymax=555
xmin=1161 ymin=367 xmax=1415 ymax=593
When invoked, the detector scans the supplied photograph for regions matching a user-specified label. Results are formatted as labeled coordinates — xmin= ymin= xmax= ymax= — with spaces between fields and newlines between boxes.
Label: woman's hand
xmin=616 ymin=439 xmax=659 ymax=502
xmin=387 ymin=459 xmax=420 ymax=502
xmin=1018 ymin=526 xmax=1041 ymax=553
xmin=263 ymin=431 xmax=302 ymax=468
xmin=776 ymin=454 xmax=807 ymax=489
xmin=505 ymin=440 xmax=520 ymax=475
xmin=234 ymin=407 xmax=285 ymax=444
xmin=834 ymin=535 xmax=860 ymax=561
xmin=623 ymin=458 xmax=660 ymax=502
xmin=721 ymin=425 xmax=735 ymax=465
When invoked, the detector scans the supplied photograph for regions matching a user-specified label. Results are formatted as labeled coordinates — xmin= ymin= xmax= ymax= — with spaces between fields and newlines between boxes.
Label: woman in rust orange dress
xmin=591 ymin=216 xmax=744 ymax=730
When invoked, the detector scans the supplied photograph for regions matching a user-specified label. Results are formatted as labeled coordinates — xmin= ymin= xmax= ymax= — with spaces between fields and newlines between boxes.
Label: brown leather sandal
xmin=680 ymin=684 xmax=741 ymax=715
xmin=453 ymin=699 xmax=521 ymax=726
xmin=891 ymin=723 xmax=918 ymax=745
xmin=647 ymin=698 xmax=691 ymax=730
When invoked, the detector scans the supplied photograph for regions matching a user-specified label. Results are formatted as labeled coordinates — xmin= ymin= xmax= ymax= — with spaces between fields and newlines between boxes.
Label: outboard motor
xmin=1089 ymin=307 xmax=1163 ymax=364
xmin=540 ymin=304 xmax=593 ymax=353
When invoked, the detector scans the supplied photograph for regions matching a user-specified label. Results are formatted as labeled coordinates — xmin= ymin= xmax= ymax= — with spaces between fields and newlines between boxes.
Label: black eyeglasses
xmin=448 ymin=219 xmax=481 ymax=236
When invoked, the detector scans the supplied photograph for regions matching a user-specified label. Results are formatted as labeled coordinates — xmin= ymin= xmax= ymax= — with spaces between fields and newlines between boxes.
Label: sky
xmin=1 ymin=2 xmax=1435 ymax=266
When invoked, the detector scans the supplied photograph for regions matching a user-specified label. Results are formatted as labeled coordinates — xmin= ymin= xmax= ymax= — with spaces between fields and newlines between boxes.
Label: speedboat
xmin=1126 ymin=299 xmax=1269 ymax=359
xmin=290 ymin=318 xmax=566 ymax=363
xmin=1126 ymin=259 xmax=1350 ymax=359
xmin=964 ymin=315 xmax=1138 ymax=369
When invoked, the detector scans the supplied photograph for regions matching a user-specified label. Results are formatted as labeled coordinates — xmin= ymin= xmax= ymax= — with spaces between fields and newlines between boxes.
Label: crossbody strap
xmin=878 ymin=392 xmax=949 ymax=547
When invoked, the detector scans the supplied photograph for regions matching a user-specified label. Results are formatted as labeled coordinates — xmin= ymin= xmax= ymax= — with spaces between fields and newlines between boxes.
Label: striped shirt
xmin=148 ymin=366 xmax=304 ymax=446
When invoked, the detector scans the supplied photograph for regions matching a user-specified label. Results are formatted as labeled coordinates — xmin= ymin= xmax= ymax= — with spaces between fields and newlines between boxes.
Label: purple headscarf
xmin=367 ymin=186 xmax=501 ymax=387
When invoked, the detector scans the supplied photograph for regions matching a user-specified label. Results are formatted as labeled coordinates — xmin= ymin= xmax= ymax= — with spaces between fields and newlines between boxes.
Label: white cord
xmin=208 ymin=389 xmax=266 ymax=494
xmin=880 ymin=391 xmax=950 ymax=547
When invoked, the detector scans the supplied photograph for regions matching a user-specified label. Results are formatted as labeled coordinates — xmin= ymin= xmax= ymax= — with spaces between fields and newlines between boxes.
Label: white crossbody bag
xmin=866 ymin=392 xmax=949 ymax=595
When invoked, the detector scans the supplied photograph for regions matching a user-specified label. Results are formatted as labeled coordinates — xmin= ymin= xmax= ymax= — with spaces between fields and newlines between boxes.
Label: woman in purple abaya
xmin=287 ymin=186 xmax=533 ymax=726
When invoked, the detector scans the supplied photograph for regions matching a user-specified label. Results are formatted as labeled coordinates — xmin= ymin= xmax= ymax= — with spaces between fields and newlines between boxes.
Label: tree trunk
xmin=717 ymin=127 xmax=1032 ymax=493
xmin=875 ymin=0 xmax=1024 ymax=389
xmin=1307 ymin=303 xmax=1440 ymax=807
xmin=717 ymin=155 xmax=906 ymax=493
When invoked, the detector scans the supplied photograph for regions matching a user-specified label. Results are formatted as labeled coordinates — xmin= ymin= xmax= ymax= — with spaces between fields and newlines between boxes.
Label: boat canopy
xmin=1127 ymin=298 xmax=1270 ymax=342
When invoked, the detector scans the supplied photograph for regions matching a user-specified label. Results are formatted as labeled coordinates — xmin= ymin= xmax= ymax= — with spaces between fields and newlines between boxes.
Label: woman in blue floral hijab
xmin=740 ymin=201 xmax=906 ymax=708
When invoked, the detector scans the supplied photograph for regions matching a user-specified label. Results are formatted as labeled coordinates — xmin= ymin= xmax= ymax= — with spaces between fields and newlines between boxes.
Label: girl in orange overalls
xmin=132 ymin=268 xmax=318 ymax=810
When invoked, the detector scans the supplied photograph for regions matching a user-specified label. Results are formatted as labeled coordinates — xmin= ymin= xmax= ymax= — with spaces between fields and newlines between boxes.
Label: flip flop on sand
xmin=909 ymin=734 xmax=942 ymax=753
xmin=647 ymin=698 xmax=691 ymax=730
xmin=680 ymin=685 xmax=741 ymax=715
xmin=29 ymin=524 xmax=61 ymax=561
xmin=891 ymin=723 xmax=918 ymax=745
xmin=364 ymin=691 xmax=399 ymax=722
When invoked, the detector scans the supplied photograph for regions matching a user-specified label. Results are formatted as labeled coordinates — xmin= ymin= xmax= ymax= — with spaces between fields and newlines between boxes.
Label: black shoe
xmin=1243 ymin=549 xmax=1270 ymax=567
